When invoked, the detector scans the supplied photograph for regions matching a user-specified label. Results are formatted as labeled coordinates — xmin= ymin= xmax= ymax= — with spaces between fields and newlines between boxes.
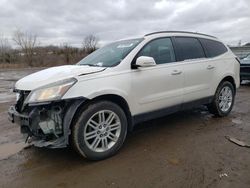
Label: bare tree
xmin=35 ymin=46 xmax=46 ymax=66
xmin=13 ymin=30 xmax=37 ymax=66
xmin=83 ymin=34 xmax=99 ymax=54
xmin=0 ymin=35 xmax=12 ymax=64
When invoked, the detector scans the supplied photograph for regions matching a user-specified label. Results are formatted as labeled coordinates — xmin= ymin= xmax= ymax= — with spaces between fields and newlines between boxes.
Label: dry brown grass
xmin=0 ymin=54 xmax=85 ymax=69
xmin=0 ymin=63 xmax=28 ymax=69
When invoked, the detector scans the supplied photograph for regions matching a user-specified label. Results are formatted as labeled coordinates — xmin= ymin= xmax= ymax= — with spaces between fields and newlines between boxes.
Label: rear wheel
xmin=208 ymin=81 xmax=235 ymax=117
xmin=71 ymin=101 xmax=127 ymax=160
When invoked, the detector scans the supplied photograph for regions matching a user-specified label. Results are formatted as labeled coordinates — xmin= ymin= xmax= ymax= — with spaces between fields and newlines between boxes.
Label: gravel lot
xmin=0 ymin=68 xmax=249 ymax=188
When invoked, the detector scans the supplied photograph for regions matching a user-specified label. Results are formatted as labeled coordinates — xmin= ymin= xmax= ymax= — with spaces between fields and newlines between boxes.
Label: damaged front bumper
xmin=8 ymin=105 xmax=29 ymax=126
xmin=8 ymin=98 xmax=86 ymax=148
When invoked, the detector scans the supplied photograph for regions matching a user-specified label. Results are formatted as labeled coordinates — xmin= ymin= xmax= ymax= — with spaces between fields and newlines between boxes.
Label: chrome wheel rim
xmin=218 ymin=86 xmax=233 ymax=112
xmin=84 ymin=110 xmax=121 ymax=152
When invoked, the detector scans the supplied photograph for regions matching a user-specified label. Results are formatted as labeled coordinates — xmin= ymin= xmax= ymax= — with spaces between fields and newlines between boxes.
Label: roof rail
xmin=145 ymin=31 xmax=217 ymax=39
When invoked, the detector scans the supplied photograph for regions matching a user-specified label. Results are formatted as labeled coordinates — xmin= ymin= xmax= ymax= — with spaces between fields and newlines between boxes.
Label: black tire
xmin=207 ymin=81 xmax=235 ymax=117
xmin=71 ymin=100 xmax=128 ymax=160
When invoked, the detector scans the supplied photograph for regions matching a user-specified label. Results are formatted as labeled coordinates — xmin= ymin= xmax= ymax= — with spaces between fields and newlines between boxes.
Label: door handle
xmin=171 ymin=70 xmax=182 ymax=75
xmin=207 ymin=65 xmax=215 ymax=70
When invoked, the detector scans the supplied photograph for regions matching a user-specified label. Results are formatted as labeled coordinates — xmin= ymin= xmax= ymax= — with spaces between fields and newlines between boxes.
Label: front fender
xmin=63 ymin=98 xmax=87 ymax=145
xmin=86 ymin=89 xmax=129 ymax=101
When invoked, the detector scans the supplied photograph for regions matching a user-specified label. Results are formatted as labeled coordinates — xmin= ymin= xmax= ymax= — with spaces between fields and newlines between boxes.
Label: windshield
xmin=78 ymin=38 xmax=143 ymax=67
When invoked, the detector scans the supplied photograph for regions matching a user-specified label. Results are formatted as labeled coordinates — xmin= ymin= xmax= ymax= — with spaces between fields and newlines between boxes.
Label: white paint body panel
xmin=15 ymin=65 xmax=105 ymax=90
xmin=15 ymin=32 xmax=240 ymax=116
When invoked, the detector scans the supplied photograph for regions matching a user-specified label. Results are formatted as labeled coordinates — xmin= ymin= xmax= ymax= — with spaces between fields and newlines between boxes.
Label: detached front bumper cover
xmin=8 ymin=98 xmax=87 ymax=148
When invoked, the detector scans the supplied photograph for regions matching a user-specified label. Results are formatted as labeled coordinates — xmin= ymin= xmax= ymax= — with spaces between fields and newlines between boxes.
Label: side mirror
xmin=135 ymin=56 xmax=156 ymax=67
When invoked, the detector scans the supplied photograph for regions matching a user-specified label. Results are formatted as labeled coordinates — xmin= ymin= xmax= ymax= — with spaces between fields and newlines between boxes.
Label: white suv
xmin=9 ymin=31 xmax=240 ymax=160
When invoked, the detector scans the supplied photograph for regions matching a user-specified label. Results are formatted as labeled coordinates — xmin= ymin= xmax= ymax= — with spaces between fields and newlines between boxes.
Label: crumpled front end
xmin=8 ymin=89 xmax=86 ymax=148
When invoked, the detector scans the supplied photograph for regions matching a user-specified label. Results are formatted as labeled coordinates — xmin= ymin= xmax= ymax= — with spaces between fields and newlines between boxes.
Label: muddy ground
xmin=0 ymin=68 xmax=249 ymax=188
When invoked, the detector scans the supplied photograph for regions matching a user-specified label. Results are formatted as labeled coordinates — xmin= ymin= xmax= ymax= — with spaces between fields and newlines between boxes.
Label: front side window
xmin=175 ymin=37 xmax=205 ymax=61
xmin=137 ymin=38 xmax=176 ymax=64
xmin=78 ymin=38 xmax=143 ymax=67
xmin=199 ymin=38 xmax=228 ymax=58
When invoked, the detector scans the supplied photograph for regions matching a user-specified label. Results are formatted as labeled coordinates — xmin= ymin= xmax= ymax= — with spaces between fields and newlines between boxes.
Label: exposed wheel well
xmin=70 ymin=94 xmax=133 ymax=133
xmin=220 ymin=76 xmax=236 ymax=91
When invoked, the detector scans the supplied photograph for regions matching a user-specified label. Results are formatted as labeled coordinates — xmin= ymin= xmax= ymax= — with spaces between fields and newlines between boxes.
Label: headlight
xmin=25 ymin=78 xmax=77 ymax=103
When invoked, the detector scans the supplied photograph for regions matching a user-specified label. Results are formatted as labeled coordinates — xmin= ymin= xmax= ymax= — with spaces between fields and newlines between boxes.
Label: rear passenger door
xmin=173 ymin=37 xmax=215 ymax=103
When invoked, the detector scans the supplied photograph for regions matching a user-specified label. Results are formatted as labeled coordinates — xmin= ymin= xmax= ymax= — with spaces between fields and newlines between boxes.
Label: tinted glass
xmin=78 ymin=38 xmax=143 ymax=67
xmin=199 ymin=38 xmax=228 ymax=58
xmin=175 ymin=37 xmax=205 ymax=61
xmin=137 ymin=38 xmax=176 ymax=64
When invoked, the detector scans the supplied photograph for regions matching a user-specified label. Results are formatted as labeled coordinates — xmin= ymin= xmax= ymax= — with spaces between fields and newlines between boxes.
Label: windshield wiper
xmin=79 ymin=64 xmax=97 ymax=67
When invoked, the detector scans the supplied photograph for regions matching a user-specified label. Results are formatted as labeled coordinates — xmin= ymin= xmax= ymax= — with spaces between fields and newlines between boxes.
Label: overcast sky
xmin=0 ymin=0 xmax=250 ymax=47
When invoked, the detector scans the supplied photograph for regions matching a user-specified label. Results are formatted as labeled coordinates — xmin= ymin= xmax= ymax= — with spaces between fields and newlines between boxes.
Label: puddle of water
xmin=0 ymin=142 xmax=27 ymax=160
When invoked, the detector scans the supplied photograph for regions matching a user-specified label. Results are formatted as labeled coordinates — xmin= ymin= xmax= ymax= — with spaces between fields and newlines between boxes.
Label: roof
xmin=145 ymin=31 xmax=217 ymax=39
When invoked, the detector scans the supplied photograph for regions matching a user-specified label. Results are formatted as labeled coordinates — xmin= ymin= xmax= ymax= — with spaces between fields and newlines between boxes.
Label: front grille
xmin=15 ymin=90 xmax=30 ymax=112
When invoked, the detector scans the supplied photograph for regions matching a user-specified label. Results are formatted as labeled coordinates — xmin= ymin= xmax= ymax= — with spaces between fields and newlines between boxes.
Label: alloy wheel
xmin=218 ymin=86 xmax=233 ymax=112
xmin=84 ymin=110 xmax=121 ymax=152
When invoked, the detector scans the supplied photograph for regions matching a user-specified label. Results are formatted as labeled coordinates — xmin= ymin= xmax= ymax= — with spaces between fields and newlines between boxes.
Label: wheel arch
xmin=211 ymin=75 xmax=236 ymax=99
xmin=219 ymin=75 xmax=236 ymax=92
xmin=67 ymin=94 xmax=133 ymax=144
xmin=90 ymin=94 xmax=133 ymax=131
xmin=208 ymin=75 xmax=236 ymax=117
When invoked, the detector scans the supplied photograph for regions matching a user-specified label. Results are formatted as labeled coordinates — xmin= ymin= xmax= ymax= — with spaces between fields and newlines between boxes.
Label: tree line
xmin=0 ymin=30 xmax=99 ymax=68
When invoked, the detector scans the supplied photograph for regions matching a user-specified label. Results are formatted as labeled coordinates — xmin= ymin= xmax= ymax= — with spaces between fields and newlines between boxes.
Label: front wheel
xmin=71 ymin=101 xmax=128 ymax=160
xmin=208 ymin=81 xmax=235 ymax=117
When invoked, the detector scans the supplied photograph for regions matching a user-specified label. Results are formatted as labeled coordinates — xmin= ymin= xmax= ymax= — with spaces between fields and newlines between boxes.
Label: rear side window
xmin=174 ymin=37 xmax=205 ymax=61
xmin=137 ymin=38 xmax=176 ymax=64
xmin=199 ymin=38 xmax=228 ymax=58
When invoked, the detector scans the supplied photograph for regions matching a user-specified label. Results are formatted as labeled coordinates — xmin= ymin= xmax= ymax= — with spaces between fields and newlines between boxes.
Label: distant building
xmin=230 ymin=45 xmax=250 ymax=59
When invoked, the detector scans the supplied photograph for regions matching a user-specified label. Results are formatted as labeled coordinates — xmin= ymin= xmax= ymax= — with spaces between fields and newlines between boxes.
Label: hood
xmin=15 ymin=65 xmax=106 ymax=90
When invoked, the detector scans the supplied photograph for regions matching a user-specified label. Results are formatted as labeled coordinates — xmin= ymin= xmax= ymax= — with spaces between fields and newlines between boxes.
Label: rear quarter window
xmin=199 ymin=38 xmax=228 ymax=58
